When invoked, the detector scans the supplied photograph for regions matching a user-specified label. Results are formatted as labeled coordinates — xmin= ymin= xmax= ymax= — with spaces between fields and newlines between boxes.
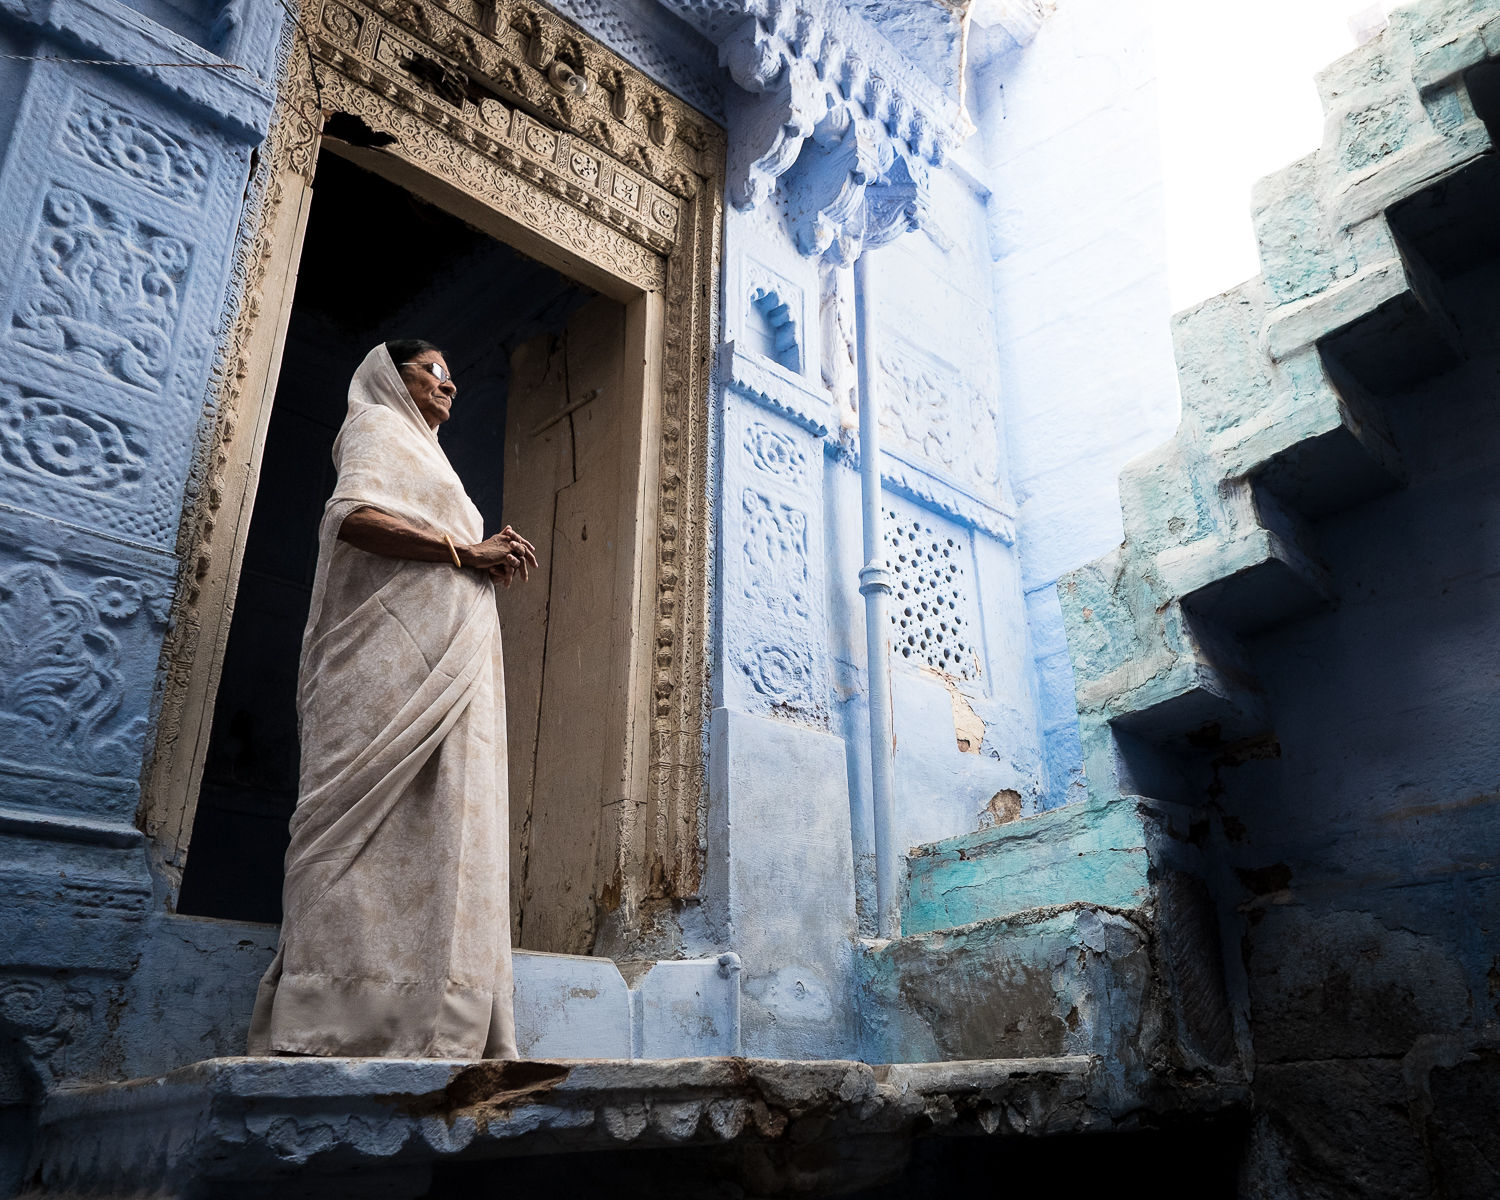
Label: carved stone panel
xmin=0 ymin=73 xmax=251 ymax=552
xmin=11 ymin=185 xmax=193 ymax=392
xmin=0 ymin=512 xmax=175 ymax=822
xmin=722 ymin=395 xmax=829 ymax=724
xmin=878 ymin=339 xmax=1003 ymax=500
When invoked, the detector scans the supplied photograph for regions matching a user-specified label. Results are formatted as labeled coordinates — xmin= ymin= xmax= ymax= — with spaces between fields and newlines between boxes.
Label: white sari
xmin=247 ymin=343 xmax=515 ymax=1059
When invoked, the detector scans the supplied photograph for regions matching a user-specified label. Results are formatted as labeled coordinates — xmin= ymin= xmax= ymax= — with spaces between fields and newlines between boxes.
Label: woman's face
xmin=398 ymin=349 xmax=457 ymax=429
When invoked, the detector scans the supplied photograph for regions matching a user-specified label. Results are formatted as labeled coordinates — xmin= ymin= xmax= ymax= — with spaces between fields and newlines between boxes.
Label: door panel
xmin=500 ymin=296 xmax=627 ymax=953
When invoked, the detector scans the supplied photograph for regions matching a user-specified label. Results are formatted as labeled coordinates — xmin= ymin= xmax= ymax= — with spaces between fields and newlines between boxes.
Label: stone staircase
xmin=1063 ymin=1 xmax=1500 ymax=802
xmin=858 ymin=0 xmax=1500 ymax=1083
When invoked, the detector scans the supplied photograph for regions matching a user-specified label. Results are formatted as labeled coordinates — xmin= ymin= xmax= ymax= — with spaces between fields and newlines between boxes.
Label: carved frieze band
xmin=317 ymin=71 xmax=668 ymax=291
xmin=647 ymin=166 xmax=721 ymax=901
xmin=306 ymin=0 xmax=723 ymax=255
xmin=721 ymin=339 xmax=835 ymax=437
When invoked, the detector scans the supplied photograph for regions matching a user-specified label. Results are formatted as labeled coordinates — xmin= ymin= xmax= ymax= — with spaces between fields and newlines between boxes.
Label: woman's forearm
xmin=338 ymin=506 xmax=478 ymax=566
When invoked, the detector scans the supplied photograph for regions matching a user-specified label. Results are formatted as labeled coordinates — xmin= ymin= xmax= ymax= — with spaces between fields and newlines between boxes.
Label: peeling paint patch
xmin=981 ymin=789 xmax=1024 ymax=828
xmin=949 ymin=686 xmax=985 ymax=754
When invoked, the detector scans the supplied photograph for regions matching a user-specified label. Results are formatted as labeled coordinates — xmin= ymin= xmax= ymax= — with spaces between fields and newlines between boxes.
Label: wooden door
xmin=500 ymin=296 xmax=628 ymax=953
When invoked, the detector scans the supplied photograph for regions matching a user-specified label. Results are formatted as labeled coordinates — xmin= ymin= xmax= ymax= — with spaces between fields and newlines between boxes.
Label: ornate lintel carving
xmin=306 ymin=0 xmax=708 ymax=260
xmin=337 ymin=0 xmax=721 ymax=195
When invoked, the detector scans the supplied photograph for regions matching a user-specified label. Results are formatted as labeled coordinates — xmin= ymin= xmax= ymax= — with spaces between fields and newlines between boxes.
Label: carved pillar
xmin=0 ymin=0 xmax=284 ymax=1086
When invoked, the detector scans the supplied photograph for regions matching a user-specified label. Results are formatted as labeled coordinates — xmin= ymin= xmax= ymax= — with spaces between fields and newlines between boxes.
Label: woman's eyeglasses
xmin=399 ymin=361 xmax=452 ymax=384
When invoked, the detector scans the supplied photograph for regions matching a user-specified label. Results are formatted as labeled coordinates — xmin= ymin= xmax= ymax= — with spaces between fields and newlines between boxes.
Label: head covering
xmin=301 ymin=343 xmax=483 ymax=648
xmin=344 ymin=341 xmax=441 ymax=447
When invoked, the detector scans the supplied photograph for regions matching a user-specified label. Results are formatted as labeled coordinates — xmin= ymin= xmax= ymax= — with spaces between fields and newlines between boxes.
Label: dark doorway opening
xmin=177 ymin=150 xmax=594 ymax=922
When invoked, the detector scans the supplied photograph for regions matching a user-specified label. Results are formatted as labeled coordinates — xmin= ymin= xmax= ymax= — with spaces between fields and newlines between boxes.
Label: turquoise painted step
xmin=902 ymin=795 xmax=1152 ymax=936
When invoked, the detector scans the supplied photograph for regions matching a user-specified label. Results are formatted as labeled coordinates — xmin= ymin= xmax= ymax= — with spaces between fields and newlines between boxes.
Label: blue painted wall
xmin=0 ymin=1 xmax=286 ymax=1181
xmin=0 ymin=0 xmax=1173 ymax=1110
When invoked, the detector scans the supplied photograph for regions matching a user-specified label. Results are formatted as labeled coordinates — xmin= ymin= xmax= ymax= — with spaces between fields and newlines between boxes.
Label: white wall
xmin=973 ymin=0 xmax=1182 ymax=804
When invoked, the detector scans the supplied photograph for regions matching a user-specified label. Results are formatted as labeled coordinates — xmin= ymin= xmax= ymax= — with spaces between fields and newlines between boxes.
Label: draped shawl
xmin=247 ymin=343 xmax=515 ymax=1059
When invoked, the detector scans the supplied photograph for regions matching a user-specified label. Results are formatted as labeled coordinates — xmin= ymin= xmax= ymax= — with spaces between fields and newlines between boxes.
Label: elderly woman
xmin=247 ymin=339 xmax=537 ymax=1059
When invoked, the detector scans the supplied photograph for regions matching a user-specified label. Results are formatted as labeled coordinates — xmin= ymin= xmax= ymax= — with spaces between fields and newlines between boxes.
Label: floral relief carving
xmin=321 ymin=1 xmax=363 ymax=40
xmin=651 ymin=197 xmax=678 ymax=229
xmin=570 ymin=149 xmax=599 ymax=181
xmin=478 ymin=97 xmax=509 ymax=128
xmin=740 ymin=640 xmax=813 ymax=702
xmin=0 ymin=975 xmax=97 ymax=1087
xmin=525 ymin=124 xmax=558 ymax=157
xmin=10 ymin=188 xmax=191 ymax=390
xmin=0 ymin=552 xmax=169 ymax=780
xmin=741 ymin=489 xmax=810 ymax=619
xmin=0 ymin=387 xmax=148 ymax=495
xmin=878 ymin=346 xmax=1002 ymax=497
xmin=60 ymin=101 xmax=210 ymax=204
xmin=745 ymin=421 xmax=806 ymax=484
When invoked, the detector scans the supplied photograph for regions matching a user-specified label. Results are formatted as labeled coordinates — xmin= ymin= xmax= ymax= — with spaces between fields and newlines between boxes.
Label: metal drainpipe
xmin=853 ymin=251 xmax=901 ymax=940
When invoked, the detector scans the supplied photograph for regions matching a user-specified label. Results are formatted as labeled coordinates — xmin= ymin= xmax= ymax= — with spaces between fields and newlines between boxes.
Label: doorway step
xmin=516 ymin=950 xmax=741 ymax=1059
xmin=114 ymin=915 xmax=740 ymax=1079
xmin=29 ymin=1054 xmax=1144 ymax=1197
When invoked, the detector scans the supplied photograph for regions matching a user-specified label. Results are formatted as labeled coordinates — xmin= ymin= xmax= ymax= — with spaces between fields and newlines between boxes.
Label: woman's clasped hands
xmin=466 ymin=525 xmax=539 ymax=587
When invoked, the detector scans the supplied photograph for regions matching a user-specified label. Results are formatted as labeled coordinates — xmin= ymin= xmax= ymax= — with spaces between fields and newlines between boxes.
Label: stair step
xmin=858 ymin=903 xmax=1150 ymax=1064
xmin=903 ymin=795 xmax=1151 ymax=936
xmin=1163 ymin=526 xmax=1333 ymax=637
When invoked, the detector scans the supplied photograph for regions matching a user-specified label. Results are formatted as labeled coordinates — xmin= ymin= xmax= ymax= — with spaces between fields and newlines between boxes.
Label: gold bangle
xmin=442 ymin=534 xmax=463 ymax=569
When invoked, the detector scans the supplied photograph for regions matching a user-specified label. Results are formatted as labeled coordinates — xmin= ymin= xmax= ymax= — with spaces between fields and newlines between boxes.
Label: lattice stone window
xmin=884 ymin=505 xmax=979 ymax=681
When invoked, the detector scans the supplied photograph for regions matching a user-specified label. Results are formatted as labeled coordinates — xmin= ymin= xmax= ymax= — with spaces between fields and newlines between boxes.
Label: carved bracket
xmin=0 ymin=975 xmax=98 ymax=1092
xmin=785 ymin=111 xmax=931 ymax=265
xmin=660 ymin=0 xmax=961 ymax=261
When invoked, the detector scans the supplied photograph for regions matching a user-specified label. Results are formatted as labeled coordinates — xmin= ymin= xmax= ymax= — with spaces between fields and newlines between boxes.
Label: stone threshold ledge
xmin=23 ymin=1054 xmax=1187 ymax=1196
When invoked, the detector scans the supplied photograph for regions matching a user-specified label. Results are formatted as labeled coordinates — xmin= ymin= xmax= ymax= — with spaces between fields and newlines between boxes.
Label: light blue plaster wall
xmin=713 ymin=106 xmax=1054 ymax=994
xmin=973 ymin=0 xmax=1181 ymax=809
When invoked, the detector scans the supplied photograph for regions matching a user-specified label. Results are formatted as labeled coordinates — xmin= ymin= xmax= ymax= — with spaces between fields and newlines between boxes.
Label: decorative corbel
xmin=510 ymin=9 xmax=552 ymax=70
xmin=787 ymin=109 xmax=891 ymax=261
xmin=860 ymin=150 xmax=931 ymax=252
xmin=720 ymin=14 xmax=787 ymax=93
xmin=725 ymin=52 xmax=822 ymax=211
xmin=641 ymin=94 xmax=676 ymax=150
xmin=476 ymin=0 xmax=500 ymax=38
xmin=600 ymin=68 xmax=633 ymax=121
xmin=657 ymin=0 xmax=965 ymax=256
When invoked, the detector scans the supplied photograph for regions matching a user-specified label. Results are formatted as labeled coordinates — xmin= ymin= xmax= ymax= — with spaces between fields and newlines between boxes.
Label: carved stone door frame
xmin=141 ymin=0 xmax=724 ymax=937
